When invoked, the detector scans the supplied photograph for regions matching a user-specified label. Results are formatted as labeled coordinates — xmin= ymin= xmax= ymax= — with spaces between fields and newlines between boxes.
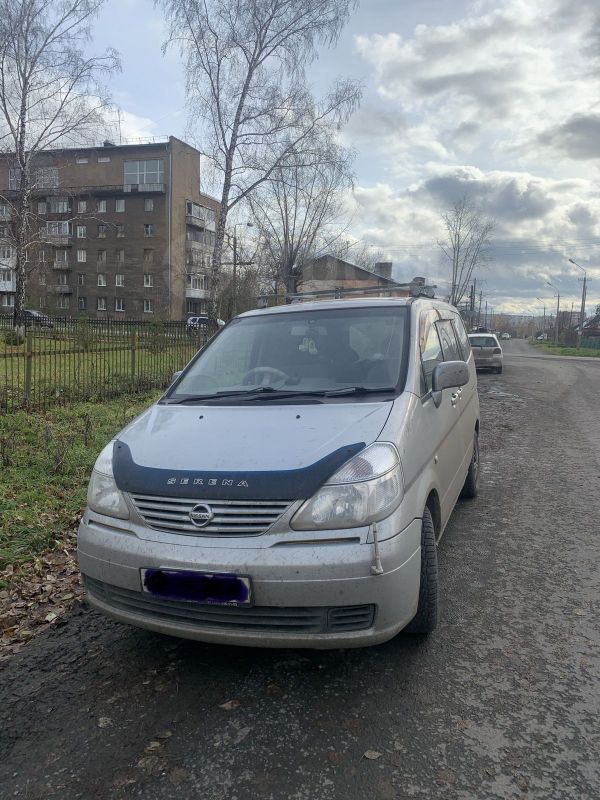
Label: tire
xmin=404 ymin=507 xmax=438 ymax=635
xmin=460 ymin=430 xmax=479 ymax=500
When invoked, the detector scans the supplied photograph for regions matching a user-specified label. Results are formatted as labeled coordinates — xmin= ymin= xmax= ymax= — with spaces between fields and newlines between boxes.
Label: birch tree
xmin=248 ymin=135 xmax=354 ymax=295
xmin=438 ymin=196 xmax=494 ymax=308
xmin=161 ymin=0 xmax=360 ymax=309
xmin=0 ymin=0 xmax=118 ymax=328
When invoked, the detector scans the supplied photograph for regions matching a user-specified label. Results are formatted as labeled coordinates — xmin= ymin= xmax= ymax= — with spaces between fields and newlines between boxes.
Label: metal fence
xmin=0 ymin=317 xmax=209 ymax=413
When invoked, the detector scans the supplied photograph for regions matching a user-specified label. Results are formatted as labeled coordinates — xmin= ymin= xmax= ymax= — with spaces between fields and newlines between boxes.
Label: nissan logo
xmin=189 ymin=503 xmax=214 ymax=528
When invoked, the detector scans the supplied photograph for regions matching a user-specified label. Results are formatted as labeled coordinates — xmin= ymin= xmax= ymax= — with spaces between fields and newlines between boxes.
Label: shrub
xmin=3 ymin=329 xmax=24 ymax=346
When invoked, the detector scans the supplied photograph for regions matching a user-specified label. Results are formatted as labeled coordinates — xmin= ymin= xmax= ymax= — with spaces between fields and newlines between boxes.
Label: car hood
xmin=118 ymin=401 xmax=392 ymax=472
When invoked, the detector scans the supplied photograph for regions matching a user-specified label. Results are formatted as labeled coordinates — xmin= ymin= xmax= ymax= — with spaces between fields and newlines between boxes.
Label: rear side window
xmin=436 ymin=320 xmax=462 ymax=362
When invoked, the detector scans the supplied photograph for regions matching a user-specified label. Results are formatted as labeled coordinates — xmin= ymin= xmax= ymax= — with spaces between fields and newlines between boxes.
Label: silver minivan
xmin=78 ymin=298 xmax=480 ymax=648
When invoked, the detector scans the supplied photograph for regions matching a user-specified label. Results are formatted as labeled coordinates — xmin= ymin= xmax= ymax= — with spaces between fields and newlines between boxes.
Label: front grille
xmin=85 ymin=577 xmax=375 ymax=634
xmin=130 ymin=494 xmax=292 ymax=536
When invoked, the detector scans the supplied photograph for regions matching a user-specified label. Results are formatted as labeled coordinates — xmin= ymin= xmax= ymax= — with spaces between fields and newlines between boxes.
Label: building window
xmin=77 ymin=225 xmax=86 ymax=238
xmin=78 ymin=297 xmax=87 ymax=310
xmin=35 ymin=167 xmax=59 ymax=189
xmin=98 ymin=224 xmax=106 ymax=238
xmin=0 ymin=246 xmax=13 ymax=261
xmin=49 ymin=198 xmax=69 ymax=213
xmin=39 ymin=273 xmax=46 ymax=285
xmin=143 ymin=273 xmax=153 ymax=287
xmin=116 ymin=249 xmax=124 ymax=263
xmin=97 ymin=200 xmax=107 ymax=214
xmin=115 ymin=198 xmax=125 ymax=213
xmin=77 ymin=250 xmax=86 ymax=263
xmin=144 ymin=198 xmax=154 ymax=212
xmin=143 ymin=249 xmax=154 ymax=264
xmin=55 ymin=250 xmax=68 ymax=264
xmin=115 ymin=273 xmax=124 ymax=287
xmin=144 ymin=224 xmax=154 ymax=237
xmin=97 ymin=273 xmax=106 ymax=287
xmin=97 ymin=250 xmax=106 ymax=264
xmin=38 ymin=201 xmax=47 ymax=215
xmin=78 ymin=273 xmax=85 ymax=286
xmin=115 ymin=298 xmax=124 ymax=312
xmin=57 ymin=272 xmax=68 ymax=285
xmin=116 ymin=224 xmax=125 ymax=238
xmin=97 ymin=297 xmax=107 ymax=311
xmin=56 ymin=296 xmax=70 ymax=309
xmin=0 ymin=203 xmax=8 ymax=217
xmin=1 ymin=293 xmax=15 ymax=308
xmin=76 ymin=156 xmax=89 ymax=164
xmin=97 ymin=156 xmax=110 ymax=163
xmin=187 ymin=273 xmax=208 ymax=290
xmin=38 ymin=251 xmax=46 ymax=263
xmin=78 ymin=200 xmax=87 ymax=213
xmin=124 ymin=159 xmax=164 ymax=187
xmin=46 ymin=221 xmax=71 ymax=236
xmin=39 ymin=296 xmax=46 ymax=309
xmin=143 ymin=299 xmax=153 ymax=313
xmin=1 ymin=269 xmax=12 ymax=281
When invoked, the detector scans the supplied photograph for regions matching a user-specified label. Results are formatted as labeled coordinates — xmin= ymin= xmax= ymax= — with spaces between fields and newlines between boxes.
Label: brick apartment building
xmin=0 ymin=136 xmax=218 ymax=319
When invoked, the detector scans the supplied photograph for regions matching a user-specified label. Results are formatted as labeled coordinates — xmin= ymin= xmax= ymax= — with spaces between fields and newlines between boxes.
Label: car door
xmin=437 ymin=317 xmax=476 ymax=498
xmin=416 ymin=310 xmax=466 ymax=529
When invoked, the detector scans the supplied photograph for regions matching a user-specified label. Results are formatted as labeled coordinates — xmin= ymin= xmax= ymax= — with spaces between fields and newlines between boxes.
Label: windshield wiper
xmin=163 ymin=387 xmax=278 ymax=404
xmin=242 ymin=386 xmax=397 ymax=401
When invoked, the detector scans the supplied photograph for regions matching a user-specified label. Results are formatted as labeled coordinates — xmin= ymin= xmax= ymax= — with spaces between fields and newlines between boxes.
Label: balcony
xmin=51 ymin=285 xmax=73 ymax=295
xmin=123 ymin=183 xmax=165 ymax=193
xmin=0 ymin=279 xmax=15 ymax=293
xmin=185 ymin=287 xmax=209 ymax=300
xmin=52 ymin=261 xmax=71 ymax=270
xmin=186 ymin=239 xmax=212 ymax=252
xmin=45 ymin=234 xmax=73 ymax=246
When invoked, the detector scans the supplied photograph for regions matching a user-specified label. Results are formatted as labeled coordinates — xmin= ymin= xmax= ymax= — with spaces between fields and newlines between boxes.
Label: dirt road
xmin=2 ymin=342 xmax=599 ymax=799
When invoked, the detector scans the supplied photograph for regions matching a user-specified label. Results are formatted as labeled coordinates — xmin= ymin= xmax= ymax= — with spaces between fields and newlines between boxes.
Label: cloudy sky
xmin=93 ymin=0 xmax=600 ymax=314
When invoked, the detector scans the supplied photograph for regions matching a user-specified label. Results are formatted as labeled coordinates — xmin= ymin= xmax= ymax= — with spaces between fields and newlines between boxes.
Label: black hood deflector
xmin=112 ymin=440 xmax=366 ymax=501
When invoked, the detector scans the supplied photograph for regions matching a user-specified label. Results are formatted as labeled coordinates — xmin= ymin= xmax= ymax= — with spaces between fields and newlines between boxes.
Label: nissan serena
xmin=78 ymin=298 xmax=480 ymax=648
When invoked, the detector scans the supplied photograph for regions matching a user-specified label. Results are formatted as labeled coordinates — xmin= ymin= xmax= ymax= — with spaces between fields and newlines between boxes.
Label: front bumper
xmin=77 ymin=515 xmax=422 ymax=649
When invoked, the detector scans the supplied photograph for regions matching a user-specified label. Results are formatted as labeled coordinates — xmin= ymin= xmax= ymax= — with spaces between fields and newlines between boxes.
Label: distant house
xmin=293 ymin=254 xmax=434 ymax=300
xmin=581 ymin=311 xmax=600 ymax=338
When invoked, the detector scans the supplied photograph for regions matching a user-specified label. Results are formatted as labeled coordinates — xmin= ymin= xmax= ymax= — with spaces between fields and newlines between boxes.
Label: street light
xmin=545 ymin=280 xmax=560 ymax=345
xmin=230 ymin=222 xmax=254 ymax=316
xmin=568 ymin=258 xmax=589 ymax=349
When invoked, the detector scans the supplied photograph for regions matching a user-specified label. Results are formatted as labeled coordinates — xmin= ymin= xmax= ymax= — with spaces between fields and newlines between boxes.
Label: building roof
xmin=308 ymin=253 xmax=399 ymax=285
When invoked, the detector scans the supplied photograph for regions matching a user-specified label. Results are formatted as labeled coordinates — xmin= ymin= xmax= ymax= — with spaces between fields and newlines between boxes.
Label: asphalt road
xmin=2 ymin=341 xmax=600 ymax=800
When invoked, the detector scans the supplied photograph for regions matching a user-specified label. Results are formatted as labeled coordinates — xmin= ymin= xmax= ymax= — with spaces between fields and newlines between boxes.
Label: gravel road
xmin=2 ymin=340 xmax=599 ymax=800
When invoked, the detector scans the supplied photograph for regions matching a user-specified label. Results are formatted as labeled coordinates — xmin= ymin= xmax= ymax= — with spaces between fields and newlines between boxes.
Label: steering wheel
xmin=242 ymin=366 xmax=289 ymax=389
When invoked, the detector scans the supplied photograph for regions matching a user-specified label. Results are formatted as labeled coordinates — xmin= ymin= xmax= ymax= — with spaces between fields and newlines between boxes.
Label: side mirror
xmin=431 ymin=361 xmax=469 ymax=408
xmin=171 ymin=370 xmax=183 ymax=384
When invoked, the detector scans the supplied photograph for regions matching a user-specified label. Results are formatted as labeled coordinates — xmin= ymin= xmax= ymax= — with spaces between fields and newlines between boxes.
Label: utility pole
xmin=546 ymin=281 xmax=560 ymax=344
xmin=537 ymin=297 xmax=546 ymax=333
xmin=484 ymin=300 xmax=488 ymax=329
xmin=569 ymin=259 xmax=589 ymax=349
xmin=477 ymin=290 xmax=482 ymax=329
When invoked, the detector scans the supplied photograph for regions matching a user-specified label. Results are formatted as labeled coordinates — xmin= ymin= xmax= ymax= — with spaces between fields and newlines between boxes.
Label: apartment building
xmin=0 ymin=136 xmax=218 ymax=319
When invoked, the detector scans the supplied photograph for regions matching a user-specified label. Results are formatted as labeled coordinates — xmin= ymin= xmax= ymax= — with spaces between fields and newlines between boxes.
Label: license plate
xmin=141 ymin=569 xmax=252 ymax=606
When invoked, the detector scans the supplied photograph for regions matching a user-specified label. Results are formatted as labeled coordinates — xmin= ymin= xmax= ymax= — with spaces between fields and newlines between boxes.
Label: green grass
xmin=531 ymin=340 xmax=600 ymax=357
xmin=0 ymin=392 xmax=161 ymax=568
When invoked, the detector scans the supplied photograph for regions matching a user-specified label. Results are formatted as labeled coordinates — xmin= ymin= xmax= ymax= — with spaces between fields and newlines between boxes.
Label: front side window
xmin=171 ymin=307 xmax=409 ymax=401
xmin=124 ymin=159 xmax=164 ymax=186
xmin=452 ymin=315 xmax=472 ymax=359
xmin=420 ymin=321 xmax=443 ymax=394
xmin=436 ymin=320 xmax=462 ymax=362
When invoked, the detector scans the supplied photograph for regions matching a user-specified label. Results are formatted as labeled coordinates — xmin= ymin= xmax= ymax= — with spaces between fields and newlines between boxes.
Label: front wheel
xmin=404 ymin=507 xmax=438 ymax=635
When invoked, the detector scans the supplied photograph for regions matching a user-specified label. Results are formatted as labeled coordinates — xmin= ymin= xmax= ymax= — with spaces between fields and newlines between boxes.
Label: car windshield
xmin=469 ymin=336 xmax=497 ymax=347
xmin=169 ymin=306 xmax=408 ymax=400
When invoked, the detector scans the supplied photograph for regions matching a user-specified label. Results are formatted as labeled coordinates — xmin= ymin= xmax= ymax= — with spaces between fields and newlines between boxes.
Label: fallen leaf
xmin=98 ymin=717 xmax=112 ymax=729
xmin=145 ymin=741 xmax=162 ymax=752
xmin=363 ymin=750 xmax=382 ymax=761
xmin=220 ymin=699 xmax=240 ymax=711
xmin=44 ymin=612 xmax=58 ymax=623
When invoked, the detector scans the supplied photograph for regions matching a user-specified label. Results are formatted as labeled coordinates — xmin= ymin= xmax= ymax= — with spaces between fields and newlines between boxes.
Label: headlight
xmin=291 ymin=443 xmax=403 ymax=530
xmin=87 ymin=441 xmax=129 ymax=519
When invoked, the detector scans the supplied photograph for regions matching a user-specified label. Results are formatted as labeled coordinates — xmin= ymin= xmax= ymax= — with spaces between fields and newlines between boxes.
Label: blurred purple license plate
xmin=141 ymin=569 xmax=252 ymax=605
